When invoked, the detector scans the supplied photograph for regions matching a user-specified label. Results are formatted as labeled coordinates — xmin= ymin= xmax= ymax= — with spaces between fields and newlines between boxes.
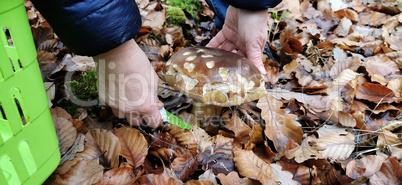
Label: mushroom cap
xmin=164 ymin=47 xmax=266 ymax=107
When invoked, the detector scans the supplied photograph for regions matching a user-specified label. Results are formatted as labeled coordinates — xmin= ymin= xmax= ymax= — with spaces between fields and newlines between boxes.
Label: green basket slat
xmin=0 ymin=0 xmax=60 ymax=184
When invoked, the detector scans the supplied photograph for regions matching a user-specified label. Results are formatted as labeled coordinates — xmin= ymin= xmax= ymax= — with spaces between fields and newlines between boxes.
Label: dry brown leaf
xmin=138 ymin=173 xmax=182 ymax=185
xmin=87 ymin=129 xmax=121 ymax=168
xmin=140 ymin=38 xmax=161 ymax=61
xmin=54 ymin=159 xmax=103 ymax=185
xmin=37 ymin=50 xmax=57 ymax=64
xmin=387 ymin=78 xmax=402 ymax=97
xmin=388 ymin=34 xmax=402 ymax=51
xmin=315 ymin=132 xmax=355 ymax=160
xmin=334 ymin=17 xmax=352 ymax=36
xmin=300 ymin=0 xmax=320 ymax=19
xmin=286 ymin=135 xmax=323 ymax=163
xmin=295 ymin=65 xmax=313 ymax=86
xmin=346 ymin=155 xmax=386 ymax=179
xmin=282 ymin=60 xmax=299 ymax=79
xmin=53 ymin=117 xmax=77 ymax=155
xmin=257 ymin=95 xmax=303 ymax=153
xmin=369 ymin=157 xmax=402 ymax=185
xmin=376 ymin=130 xmax=402 ymax=160
xmin=142 ymin=9 xmax=166 ymax=30
xmin=365 ymin=56 xmax=399 ymax=77
xmin=60 ymin=133 xmax=85 ymax=165
xmin=337 ymin=111 xmax=356 ymax=127
xmin=329 ymin=56 xmax=361 ymax=79
xmin=95 ymin=167 xmax=135 ymax=185
xmin=113 ymin=126 xmax=148 ymax=168
xmin=165 ymin=125 xmax=198 ymax=153
xmin=149 ymin=148 xmax=177 ymax=162
xmin=198 ymin=135 xmax=235 ymax=174
xmin=335 ymin=9 xmax=359 ymax=22
xmin=264 ymin=60 xmax=279 ymax=84
xmin=370 ymin=74 xmax=388 ymax=86
xmin=234 ymin=148 xmax=276 ymax=181
xmin=370 ymin=11 xmax=388 ymax=26
xmin=330 ymin=69 xmax=358 ymax=93
xmin=355 ymin=82 xmax=395 ymax=103
xmin=171 ymin=153 xmax=198 ymax=181
xmin=222 ymin=110 xmax=251 ymax=138
xmin=184 ymin=180 xmax=215 ymax=185
xmin=191 ymin=125 xmax=213 ymax=153
xmin=245 ymin=125 xmax=264 ymax=149
xmin=135 ymin=0 xmax=149 ymax=9
xmin=217 ymin=171 xmax=260 ymax=185
xmin=50 ymin=107 xmax=72 ymax=121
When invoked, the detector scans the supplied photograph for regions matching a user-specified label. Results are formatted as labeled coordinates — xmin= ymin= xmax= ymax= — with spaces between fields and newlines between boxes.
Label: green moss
xmin=166 ymin=7 xmax=187 ymax=26
xmin=62 ymin=70 xmax=103 ymax=118
xmin=165 ymin=0 xmax=202 ymax=20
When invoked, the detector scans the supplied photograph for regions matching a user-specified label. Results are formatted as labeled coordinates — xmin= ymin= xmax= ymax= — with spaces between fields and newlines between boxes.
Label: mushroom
xmin=163 ymin=47 xmax=266 ymax=121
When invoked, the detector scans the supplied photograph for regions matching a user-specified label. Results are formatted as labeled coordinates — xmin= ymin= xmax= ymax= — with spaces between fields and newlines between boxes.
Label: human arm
xmin=31 ymin=0 xmax=163 ymax=127
xmin=206 ymin=0 xmax=282 ymax=74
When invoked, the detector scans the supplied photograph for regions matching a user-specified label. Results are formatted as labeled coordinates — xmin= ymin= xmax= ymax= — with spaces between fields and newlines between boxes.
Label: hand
xmin=207 ymin=6 xmax=268 ymax=74
xmin=94 ymin=39 xmax=163 ymax=127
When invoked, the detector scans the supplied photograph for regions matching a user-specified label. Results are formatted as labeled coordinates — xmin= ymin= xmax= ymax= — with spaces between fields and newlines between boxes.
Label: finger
xmin=140 ymin=105 xmax=162 ymax=128
xmin=220 ymin=41 xmax=236 ymax=52
xmin=206 ymin=31 xmax=226 ymax=48
xmin=237 ymin=49 xmax=246 ymax=57
xmin=246 ymin=47 xmax=267 ymax=74
xmin=126 ymin=110 xmax=143 ymax=127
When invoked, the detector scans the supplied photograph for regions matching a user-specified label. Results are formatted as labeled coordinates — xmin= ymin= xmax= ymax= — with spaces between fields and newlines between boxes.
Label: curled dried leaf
xmin=217 ymin=171 xmax=260 ymax=185
xmin=54 ymin=159 xmax=103 ymax=185
xmin=95 ymin=167 xmax=135 ymax=185
xmin=234 ymin=148 xmax=276 ymax=181
xmin=114 ymin=126 xmax=148 ymax=168
xmin=138 ymin=173 xmax=182 ymax=185
xmin=222 ymin=110 xmax=251 ymax=138
xmin=87 ymin=129 xmax=121 ymax=168
xmin=53 ymin=117 xmax=77 ymax=155
xmin=355 ymin=82 xmax=395 ymax=103
xmin=346 ymin=155 xmax=386 ymax=179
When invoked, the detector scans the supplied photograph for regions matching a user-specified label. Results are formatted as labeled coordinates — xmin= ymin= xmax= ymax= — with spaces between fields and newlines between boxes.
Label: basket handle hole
xmin=9 ymin=58 xmax=15 ymax=72
xmin=18 ymin=59 xmax=23 ymax=69
xmin=3 ymin=28 xmax=14 ymax=47
xmin=0 ymin=103 xmax=6 ymax=120
xmin=14 ymin=98 xmax=27 ymax=125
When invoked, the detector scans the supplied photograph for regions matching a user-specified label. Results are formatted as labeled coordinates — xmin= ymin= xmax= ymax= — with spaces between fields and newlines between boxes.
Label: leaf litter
xmin=28 ymin=0 xmax=402 ymax=184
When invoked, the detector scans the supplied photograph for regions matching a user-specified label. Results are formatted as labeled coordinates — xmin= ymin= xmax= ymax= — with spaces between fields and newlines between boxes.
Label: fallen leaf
xmin=217 ymin=171 xmax=260 ymax=185
xmin=316 ymin=124 xmax=348 ymax=137
xmin=387 ymin=34 xmax=402 ymax=51
xmin=53 ymin=117 xmax=77 ymax=155
xmin=376 ymin=130 xmax=402 ymax=160
xmin=165 ymin=125 xmax=198 ymax=153
xmin=245 ymin=125 xmax=264 ymax=149
xmin=87 ymin=129 xmax=121 ymax=168
xmin=266 ymin=89 xmax=321 ymax=105
xmin=37 ymin=50 xmax=57 ymax=64
xmin=149 ymin=148 xmax=177 ymax=162
xmin=257 ymin=95 xmax=303 ymax=153
xmin=138 ymin=173 xmax=181 ymax=185
xmin=59 ymin=133 xmax=85 ymax=165
xmin=95 ymin=167 xmax=135 ymax=185
xmin=282 ymin=60 xmax=299 ymax=79
xmin=198 ymin=169 xmax=217 ymax=184
xmin=183 ymin=180 xmax=215 ymax=185
xmin=334 ymin=17 xmax=352 ymax=36
xmin=330 ymin=69 xmax=358 ymax=93
xmin=142 ymin=9 xmax=166 ymax=30
xmin=370 ymin=11 xmax=388 ymax=27
xmin=54 ymin=159 xmax=103 ymax=185
xmin=198 ymin=135 xmax=235 ymax=175
xmin=332 ymin=46 xmax=347 ymax=63
xmin=222 ymin=110 xmax=251 ymax=138
xmin=369 ymin=157 xmax=402 ymax=185
xmin=355 ymin=82 xmax=395 ymax=103
xmin=191 ymin=125 xmax=213 ymax=153
xmin=270 ymin=163 xmax=299 ymax=185
xmin=286 ymin=135 xmax=323 ymax=163
xmin=335 ymin=9 xmax=359 ymax=22
xmin=50 ymin=107 xmax=72 ymax=121
xmin=315 ymin=132 xmax=355 ymax=160
xmin=337 ymin=111 xmax=356 ymax=127
xmin=171 ymin=153 xmax=198 ymax=181
xmin=234 ymin=148 xmax=276 ymax=181
xmin=365 ymin=56 xmax=399 ymax=77
xmin=387 ymin=78 xmax=402 ymax=97
xmin=329 ymin=56 xmax=361 ymax=79
xmin=346 ymin=155 xmax=386 ymax=179
xmin=114 ymin=126 xmax=148 ymax=168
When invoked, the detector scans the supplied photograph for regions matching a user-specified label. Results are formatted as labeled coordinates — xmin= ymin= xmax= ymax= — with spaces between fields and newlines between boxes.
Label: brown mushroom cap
xmin=164 ymin=47 xmax=266 ymax=107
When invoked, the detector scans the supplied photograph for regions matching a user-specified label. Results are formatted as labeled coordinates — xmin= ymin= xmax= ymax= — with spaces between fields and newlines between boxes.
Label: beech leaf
xmin=217 ymin=171 xmax=260 ymax=185
xmin=87 ymin=129 xmax=121 ymax=168
xmin=54 ymin=159 xmax=103 ymax=185
xmin=138 ymin=173 xmax=182 ymax=185
xmin=95 ymin=167 xmax=135 ymax=185
xmin=171 ymin=153 xmax=198 ymax=181
xmin=355 ymin=82 xmax=395 ymax=103
xmin=113 ymin=126 xmax=148 ymax=168
xmin=53 ymin=117 xmax=77 ymax=155
xmin=233 ymin=148 xmax=276 ymax=181
xmin=346 ymin=155 xmax=386 ymax=179
xmin=369 ymin=157 xmax=402 ymax=185
xmin=315 ymin=132 xmax=355 ymax=160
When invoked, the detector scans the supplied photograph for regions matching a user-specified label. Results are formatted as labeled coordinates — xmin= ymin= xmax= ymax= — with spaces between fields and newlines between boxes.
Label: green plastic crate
xmin=0 ymin=0 xmax=60 ymax=184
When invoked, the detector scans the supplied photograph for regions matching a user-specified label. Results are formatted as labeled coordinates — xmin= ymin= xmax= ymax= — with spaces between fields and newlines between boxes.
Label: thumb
xmin=247 ymin=47 xmax=266 ymax=74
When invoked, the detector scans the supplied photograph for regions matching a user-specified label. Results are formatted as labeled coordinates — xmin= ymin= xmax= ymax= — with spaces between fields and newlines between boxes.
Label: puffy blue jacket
xmin=32 ymin=0 xmax=282 ymax=56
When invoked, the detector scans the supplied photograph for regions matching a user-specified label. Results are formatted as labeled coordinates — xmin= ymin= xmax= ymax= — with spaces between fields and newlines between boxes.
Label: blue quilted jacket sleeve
xmin=31 ymin=0 xmax=142 ymax=56
xmin=226 ymin=0 xmax=282 ymax=10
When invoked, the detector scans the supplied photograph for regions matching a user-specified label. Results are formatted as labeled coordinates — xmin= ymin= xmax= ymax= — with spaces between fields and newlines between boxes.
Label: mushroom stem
xmin=191 ymin=102 xmax=223 ymax=125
